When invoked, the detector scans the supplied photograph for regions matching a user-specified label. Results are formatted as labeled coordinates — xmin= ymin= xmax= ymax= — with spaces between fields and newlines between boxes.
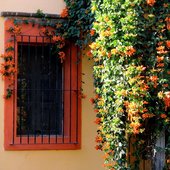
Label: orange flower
xmin=166 ymin=40 xmax=170 ymax=48
xmin=5 ymin=43 xmax=14 ymax=50
xmin=102 ymin=153 xmax=109 ymax=159
xmin=142 ymin=113 xmax=155 ymax=119
xmin=142 ymin=108 xmax=148 ymax=113
xmin=163 ymin=84 xmax=168 ymax=87
xmin=157 ymin=56 xmax=164 ymax=63
xmin=86 ymin=50 xmax=92 ymax=58
xmin=107 ymin=52 xmax=111 ymax=58
xmin=52 ymin=36 xmax=63 ymax=42
xmin=90 ymin=98 xmax=95 ymax=104
xmin=2 ymin=51 xmax=14 ymax=59
xmin=60 ymin=7 xmax=68 ymax=18
xmin=125 ymin=46 xmax=136 ymax=56
xmin=103 ymin=30 xmax=111 ymax=37
xmin=94 ymin=58 xmax=99 ymax=62
xmin=95 ymin=145 xmax=102 ymax=150
xmin=142 ymin=114 xmax=149 ymax=119
xmin=167 ymin=159 xmax=170 ymax=164
xmin=90 ymin=29 xmax=95 ymax=36
xmin=143 ymin=101 xmax=149 ymax=105
xmin=165 ymin=91 xmax=170 ymax=98
xmin=78 ymin=92 xmax=86 ymax=99
xmin=58 ymin=51 xmax=65 ymax=63
xmin=41 ymin=27 xmax=46 ymax=34
xmin=133 ymin=129 xmax=140 ymax=134
xmin=130 ymin=122 xmax=141 ymax=128
xmin=160 ymin=113 xmax=167 ymax=119
xmin=103 ymin=163 xmax=113 ymax=168
xmin=94 ymin=109 xmax=99 ymax=113
xmin=150 ymin=76 xmax=158 ymax=82
xmin=157 ymin=46 xmax=165 ymax=50
xmin=164 ymin=92 xmax=170 ymax=110
xmin=165 ymin=17 xmax=170 ymax=30
xmin=98 ymin=100 xmax=104 ymax=106
xmin=156 ymin=46 xmax=167 ymax=54
xmin=157 ymin=63 xmax=164 ymax=67
xmin=94 ymin=118 xmax=101 ymax=124
xmin=157 ymin=41 xmax=163 ymax=46
xmin=13 ymin=25 xmax=21 ymax=35
xmin=124 ymin=101 xmax=129 ymax=107
xmin=8 ymin=67 xmax=17 ymax=74
xmin=100 ymin=50 xmax=106 ymax=56
xmin=149 ymin=76 xmax=158 ymax=88
xmin=130 ymin=122 xmax=141 ymax=134
xmin=146 ymin=0 xmax=156 ymax=6
xmin=119 ymin=89 xmax=127 ymax=96
xmin=140 ymin=84 xmax=149 ymax=91
xmin=167 ymin=71 xmax=170 ymax=75
xmin=89 ymin=42 xmax=99 ymax=50
xmin=165 ymin=17 xmax=170 ymax=22
xmin=95 ymin=136 xmax=103 ymax=143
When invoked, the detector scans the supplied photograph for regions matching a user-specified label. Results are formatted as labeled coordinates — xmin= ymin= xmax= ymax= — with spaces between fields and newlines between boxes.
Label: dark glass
xmin=17 ymin=42 xmax=63 ymax=136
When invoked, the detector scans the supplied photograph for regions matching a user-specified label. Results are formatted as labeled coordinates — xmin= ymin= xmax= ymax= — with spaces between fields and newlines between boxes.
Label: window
xmin=17 ymin=42 xmax=63 ymax=136
xmin=4 ymin=19 xmax=81 ymax=150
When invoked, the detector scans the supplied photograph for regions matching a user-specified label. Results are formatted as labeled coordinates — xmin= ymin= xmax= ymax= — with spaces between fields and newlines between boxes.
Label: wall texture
xmin=0 ymin=0 xmax=65 ymax=14
xmin=0 ymin=1 xmax=104 ymax=170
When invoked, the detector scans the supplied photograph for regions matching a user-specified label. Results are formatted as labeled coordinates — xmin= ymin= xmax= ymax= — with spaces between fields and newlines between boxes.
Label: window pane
xmin=17 ymin=43 xmax=63 ymax=136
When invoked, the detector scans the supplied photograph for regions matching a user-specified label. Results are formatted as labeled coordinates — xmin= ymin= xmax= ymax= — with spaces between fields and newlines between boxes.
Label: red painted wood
xmin=4 ymin=19 xmax=81 ymax=150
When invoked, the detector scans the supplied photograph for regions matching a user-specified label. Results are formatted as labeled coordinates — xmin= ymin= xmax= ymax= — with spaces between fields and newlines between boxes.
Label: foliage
xmin=0 ymin=42 xmax=16 ymax=98
xmin=0 ymin=0 xmax=94 ymax=98
xmin=90 ymin=0 xmax=170 ymax=169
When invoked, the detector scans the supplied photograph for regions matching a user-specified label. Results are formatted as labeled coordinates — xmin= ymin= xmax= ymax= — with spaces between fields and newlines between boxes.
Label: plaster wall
xmin=0 ymin=0 xmax=65 ymax=14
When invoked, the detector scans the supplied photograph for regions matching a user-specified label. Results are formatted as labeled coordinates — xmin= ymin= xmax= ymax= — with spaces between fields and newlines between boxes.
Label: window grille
xmin=8 ymin=35 xmax=81 ymax=147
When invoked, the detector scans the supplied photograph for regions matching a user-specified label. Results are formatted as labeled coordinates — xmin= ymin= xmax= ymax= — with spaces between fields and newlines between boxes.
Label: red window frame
xmin=4 ymin=19 xmax=81 ymax=150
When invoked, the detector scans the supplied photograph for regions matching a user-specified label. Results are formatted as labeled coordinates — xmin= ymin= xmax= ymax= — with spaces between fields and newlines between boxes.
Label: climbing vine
xmin=90 ymin=0 xmax=170 ymax=169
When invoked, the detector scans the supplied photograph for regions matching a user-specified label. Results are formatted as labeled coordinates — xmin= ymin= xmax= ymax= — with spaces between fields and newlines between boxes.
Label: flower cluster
xmin=8 ymin=25 xmax=22 ymax=35
xmin=60 ymin=7 xmax=69 ymax=18
xmin=146 ymin=0 xmax=156 ymax=6
xmin=0 ymin=42 xmax=16 ymax=98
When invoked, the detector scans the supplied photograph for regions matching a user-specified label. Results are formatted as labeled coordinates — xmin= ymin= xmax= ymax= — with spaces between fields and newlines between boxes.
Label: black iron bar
xmin=48 ymin=41 xmax=52 ymax=144
xmin=27 ymin=36 xmax=31 ymax=144
xmin=41 ymin=36 xmax=45 ymax=144
xmin=34 ymin=36 xmax=38 ymax=144
xmin=55 ymin=43 xmax=58 ymax=143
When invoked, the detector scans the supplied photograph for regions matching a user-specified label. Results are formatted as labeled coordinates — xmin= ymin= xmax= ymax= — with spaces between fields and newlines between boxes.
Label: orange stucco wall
xmin=0 ymin=1 xmax=104 ymax=170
